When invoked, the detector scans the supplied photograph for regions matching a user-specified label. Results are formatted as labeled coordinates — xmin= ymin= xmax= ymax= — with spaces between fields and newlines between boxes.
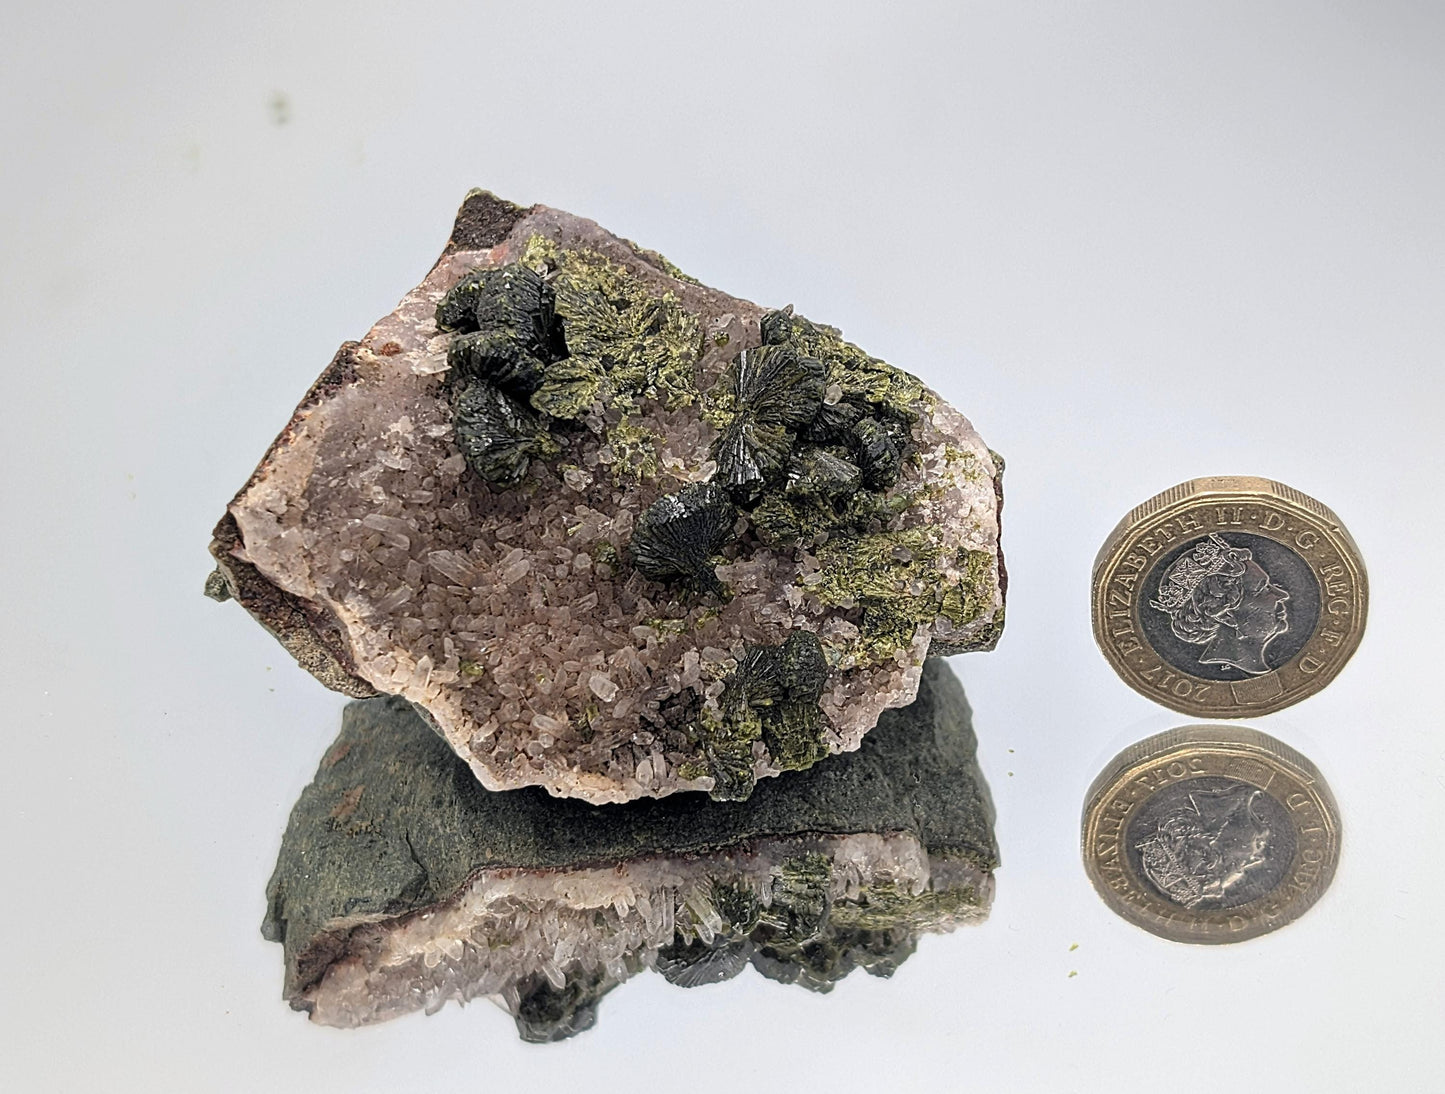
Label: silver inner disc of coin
xmin=1124 ymin=776 xmax=1297 ymax=910
xmin=1140 ymin=532 xmax=1321 ymax=682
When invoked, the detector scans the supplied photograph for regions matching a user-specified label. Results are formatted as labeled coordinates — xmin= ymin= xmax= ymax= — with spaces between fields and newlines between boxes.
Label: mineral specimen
xmin=209 ymin=189 xmax=1006 ymax=802
xmin=263 ymin=658 xmax=997 ymax=1039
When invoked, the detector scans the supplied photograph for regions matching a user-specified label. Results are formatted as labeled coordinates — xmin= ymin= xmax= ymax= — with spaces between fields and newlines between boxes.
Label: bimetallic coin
xmin=1081 ymin=725 xmax=1340 ymax=944
xmin=1092 ymin=477 xmax=1367 ymax=717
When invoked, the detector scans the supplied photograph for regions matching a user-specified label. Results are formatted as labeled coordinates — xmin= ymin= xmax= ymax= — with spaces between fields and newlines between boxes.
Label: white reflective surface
xmin=3 ymin=3 xmax=1442 ymax=1091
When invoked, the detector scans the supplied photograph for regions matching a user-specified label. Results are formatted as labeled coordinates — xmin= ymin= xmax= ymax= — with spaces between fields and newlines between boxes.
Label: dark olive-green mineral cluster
xmin=435 ymin=264 xmax=568 ymax=484
xmin=717 ymin=306 xmax=923 ymax=548
xmin=628 ymin=482 xmax=737 ymax=594
xmin=688 ymin=629 xmax=832 ymax=800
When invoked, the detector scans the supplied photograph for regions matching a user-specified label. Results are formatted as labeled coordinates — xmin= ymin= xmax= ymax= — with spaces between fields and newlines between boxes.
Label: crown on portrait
xmin=1149 ymin=533 xmax=1240 ymax=614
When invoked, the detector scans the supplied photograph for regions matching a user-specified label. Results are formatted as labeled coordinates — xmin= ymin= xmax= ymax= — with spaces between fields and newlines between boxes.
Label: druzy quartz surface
xmin=210 ymin=190 xmax=1005 ymax=802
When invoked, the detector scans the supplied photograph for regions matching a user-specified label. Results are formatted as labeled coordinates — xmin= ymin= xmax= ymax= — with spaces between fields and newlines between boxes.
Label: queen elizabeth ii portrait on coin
xmin=1133 ymin=782 xmax=1279 ymax=910
xmin=1149 ymin=533 xmax=1291 ymax=676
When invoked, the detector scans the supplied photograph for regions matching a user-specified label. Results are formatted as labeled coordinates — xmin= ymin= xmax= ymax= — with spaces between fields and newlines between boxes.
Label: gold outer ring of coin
xmin=1092 ymin=476 xmax=1368 ymax=717
xmin=1081 ymin=725 xmax=1341 ymax=944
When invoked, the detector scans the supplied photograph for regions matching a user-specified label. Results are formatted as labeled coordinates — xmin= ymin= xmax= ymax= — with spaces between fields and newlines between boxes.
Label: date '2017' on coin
xmin=1092 ymin=477 xmax=1368 ymax=717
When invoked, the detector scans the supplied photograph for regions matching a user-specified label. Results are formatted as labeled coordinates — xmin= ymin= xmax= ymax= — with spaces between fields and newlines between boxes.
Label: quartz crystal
xmin=263 ymin=658 xmax=997 ymax=1040
xmin=210 ymin=190 xmax=1005 ymax=802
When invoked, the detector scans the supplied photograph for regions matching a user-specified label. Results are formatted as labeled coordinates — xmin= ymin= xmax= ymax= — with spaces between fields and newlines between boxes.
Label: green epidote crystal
xmin=451 ymin=383 xmax=560 ymax=485
xmin=263 ymin=657 xmax=997 ymax=1039
xmin=750 ymin=922 xmax=918 ymax=993
xmin=755 ymin=853 xmax=833 ymax=945
xmin=435 ymin=261 xmax=571 ymax=485
xmin=735 ymin=630 xmax=832 ymax=775
xmin=745 ymin=486 xmax=903 ymax=548
xmin=513 ymin=965 xmax=623 ymax=1043
xmin=436 ymin=264 xmax=555 ymax=345
xmin=710 ymin=879 xmax=764 ymax=935
xmin=785 ymin=448 xmax=863 ymax=501
xmin=436 ymin=241 xmax=704 ymax=485
xmin=712 ymin=345 xmax=828 ymax=503
xmin=807 ymin=529 xmax=999 ymax=664
xmin=761 ymin=305 xmax=929 ymax=420
xmin=601 ymin=417 xmax=662 ymax=485
xmin=852 ymin=415 xmax=903 ymax=490
xmin=628 ymin=483 xmax=737 ymax=595
xmin=654 ymin=936 xmax=752 ymax=988
xmin=436 ymin=263 xmax=566 ymax=396
xmin=689 ymin=630 xmax=834 ymax=800
xmin=447 ymin=328 xmax=548 ymax=395
xmin=687 ymin=700 xmax=761 ymax=802
xmin=523 ymin=238 xmax=703 ymax=419
xmin=700 ymin=305 xmax=938 ymax=557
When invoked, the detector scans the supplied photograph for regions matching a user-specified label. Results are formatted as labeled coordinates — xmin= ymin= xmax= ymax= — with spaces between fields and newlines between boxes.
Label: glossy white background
xmin=3 ymin=3 xmax=1441 ymax=1091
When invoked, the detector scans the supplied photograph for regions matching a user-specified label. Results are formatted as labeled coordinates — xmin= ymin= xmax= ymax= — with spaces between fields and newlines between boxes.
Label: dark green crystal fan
xmin=628 ymin=482 xmax=737 ymax=593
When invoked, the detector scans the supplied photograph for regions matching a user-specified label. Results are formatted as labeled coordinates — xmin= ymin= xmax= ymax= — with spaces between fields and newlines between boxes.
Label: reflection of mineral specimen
xmin=209 ymin=189 xmax=1005 ymax=802
xmin=263 ymin=659 xmax=997 ymax=1040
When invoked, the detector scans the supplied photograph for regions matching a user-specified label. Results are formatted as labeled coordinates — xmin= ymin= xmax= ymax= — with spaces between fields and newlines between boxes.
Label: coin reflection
xmin=1131 ymin=782 xmax=1281 ymax=909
